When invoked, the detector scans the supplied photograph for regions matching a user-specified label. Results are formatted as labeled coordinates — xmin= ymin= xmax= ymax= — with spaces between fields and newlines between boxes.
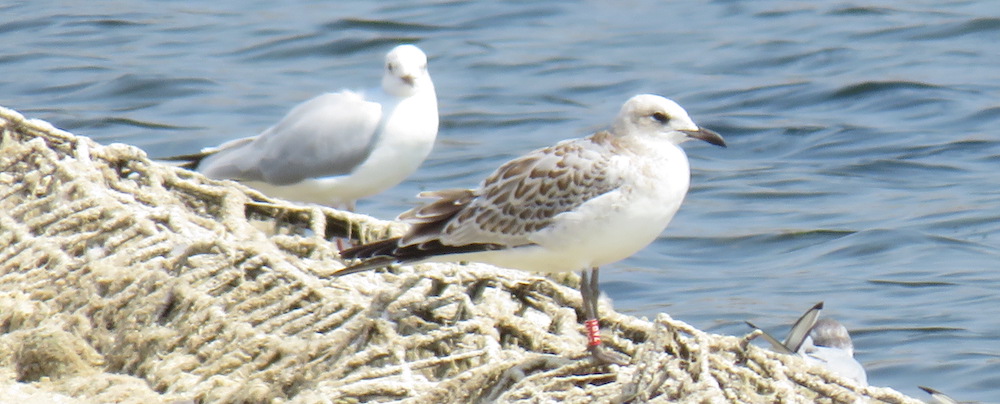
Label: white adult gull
xmin=165 ymin=44 xmax=438 ymax=211
xmin=335 ymin=94 xmax=726 ymax=364
xmin=746 ymin=302 xmax=869 ymax=386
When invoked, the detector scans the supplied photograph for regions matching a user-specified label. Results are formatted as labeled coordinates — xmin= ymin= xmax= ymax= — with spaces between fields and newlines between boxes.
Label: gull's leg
xmin=581 ymin=267 xmax=628 ymax=365
xmin=333 ymin=200 xmax=358 ymax=251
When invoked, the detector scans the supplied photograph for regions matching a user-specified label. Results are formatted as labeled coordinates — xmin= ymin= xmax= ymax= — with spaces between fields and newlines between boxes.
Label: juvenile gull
xmin=165 ymin=44 xmax=438 ymax=210
xmin=335 ymin=94 xmax=725 ymax=364
xmin=746 ymin=302 xmax=869 ymax=386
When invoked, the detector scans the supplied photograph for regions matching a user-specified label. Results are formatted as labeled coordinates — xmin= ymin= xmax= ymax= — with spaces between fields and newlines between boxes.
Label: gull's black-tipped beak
xmin=401 ymin=75 xmax=416 ymax=86
xmin=682 ymin=128 xmax=726 ymax=148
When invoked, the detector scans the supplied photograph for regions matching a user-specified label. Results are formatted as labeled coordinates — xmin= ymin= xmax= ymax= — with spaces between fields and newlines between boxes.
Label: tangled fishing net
xmin=0 ymin=106 xmax=921 ymax=403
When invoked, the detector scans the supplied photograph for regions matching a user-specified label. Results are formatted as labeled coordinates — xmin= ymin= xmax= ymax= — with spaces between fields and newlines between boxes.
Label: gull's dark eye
xmin=387 ymin=63 xmax=397 ymax=73
xmin=651 ymin=112 xmax=670 ymax=124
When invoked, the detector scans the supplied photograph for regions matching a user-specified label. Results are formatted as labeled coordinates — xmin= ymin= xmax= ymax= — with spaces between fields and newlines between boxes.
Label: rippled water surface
xmin=3 ymin=0 xmax=999 ymax=400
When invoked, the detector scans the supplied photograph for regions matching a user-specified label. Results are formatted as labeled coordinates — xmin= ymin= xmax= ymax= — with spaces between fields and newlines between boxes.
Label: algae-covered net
xmin=0 ymin=106 xmax=920 ymax=403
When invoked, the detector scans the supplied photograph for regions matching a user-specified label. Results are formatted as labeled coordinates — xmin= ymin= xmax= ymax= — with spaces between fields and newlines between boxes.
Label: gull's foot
xmin=587 ymin=344 xmax=630 ymax=366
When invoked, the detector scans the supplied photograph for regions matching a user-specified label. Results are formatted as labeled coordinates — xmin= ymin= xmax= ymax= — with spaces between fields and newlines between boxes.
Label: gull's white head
xmin=382 ymin=44 xmax=433 ymax=97
xmin=805 ymin=318 xmax=855 ymax=356
xmin=800 ymin=317 xmax=867 ymax=386
xmin=612 ymin=94 xmax=725 ymax=147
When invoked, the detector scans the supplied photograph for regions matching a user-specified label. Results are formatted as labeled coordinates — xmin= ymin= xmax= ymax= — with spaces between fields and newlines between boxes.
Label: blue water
xmin=3 ymin=0 xmax=999 ymax=400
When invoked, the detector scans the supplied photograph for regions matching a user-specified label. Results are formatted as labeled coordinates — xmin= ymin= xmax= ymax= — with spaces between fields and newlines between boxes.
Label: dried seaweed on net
xmin=0 ymin=105 xmax=922 ymax=404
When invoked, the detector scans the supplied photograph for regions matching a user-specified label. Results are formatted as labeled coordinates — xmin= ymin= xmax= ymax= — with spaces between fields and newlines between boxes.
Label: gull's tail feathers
xmin=335 ymin=236 xmax=506 ymax=277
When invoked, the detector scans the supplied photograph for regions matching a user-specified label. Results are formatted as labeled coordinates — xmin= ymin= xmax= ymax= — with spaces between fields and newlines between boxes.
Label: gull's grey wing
xmin=198 ymin=91 xmax=383 ymax=184
xmin=398 ymin=131 xmax=627 ymax=248
xmin=919 ymin=386 xmax=960 ymax=404
xmin=745 ymin=321 xmax=795 ymax=355
xmin=784 ymin=302 xmax=824 ymax=353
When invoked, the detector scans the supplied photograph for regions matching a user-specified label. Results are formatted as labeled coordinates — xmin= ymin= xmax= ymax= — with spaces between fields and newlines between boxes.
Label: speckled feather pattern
xmin=399 ymin=131 xmax=630 ymax=248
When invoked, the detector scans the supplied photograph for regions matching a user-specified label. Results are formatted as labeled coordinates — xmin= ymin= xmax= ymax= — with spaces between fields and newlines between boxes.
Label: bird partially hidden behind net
xmin=745 ymin=302 xmax=868 ymax=386
xmin=335 ymin=94 xmax=726 ymax=365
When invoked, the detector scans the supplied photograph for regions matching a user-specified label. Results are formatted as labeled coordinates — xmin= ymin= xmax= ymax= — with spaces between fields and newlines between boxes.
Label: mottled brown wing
xmin=397 ymin=188 xmax=476 ymax=245
xmin=400 ymin=133 xmax=626 ymax=248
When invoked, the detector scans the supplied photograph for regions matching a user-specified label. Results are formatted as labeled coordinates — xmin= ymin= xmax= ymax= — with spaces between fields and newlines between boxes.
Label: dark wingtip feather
xmin=335 ymin=237 xmax=508 ymax=277
xmin=158 ymin=151 xmax=211 ymax=170
xmin=334 ymin=238 xmax=403 ymax=277
xmin=332 ymin=256 xmax=397 ymax=277
xmin=340 ymin=238 xmax=402 ymax=260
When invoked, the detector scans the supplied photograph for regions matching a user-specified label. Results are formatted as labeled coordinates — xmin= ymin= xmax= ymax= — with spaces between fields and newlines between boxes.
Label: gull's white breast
xmin=246 ymin=89 xmax=438 ymax=206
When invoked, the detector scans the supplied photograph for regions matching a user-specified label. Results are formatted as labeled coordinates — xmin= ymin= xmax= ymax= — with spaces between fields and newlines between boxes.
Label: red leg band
xmin=585 ymin=319 xmax=601 ymax=347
